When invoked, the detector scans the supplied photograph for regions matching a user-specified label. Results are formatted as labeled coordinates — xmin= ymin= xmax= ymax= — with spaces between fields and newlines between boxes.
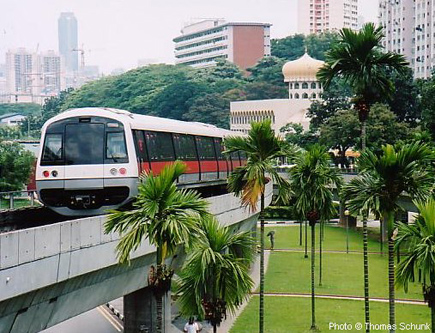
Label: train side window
xmin=145 ymin=131 xmax=175 ymax=161
xmin=106 ymin=132 xmax=128 ymax=162
xmin=214 ymin=138 xmax=224 ymax=160
xmin=132 ymin=130 xmax=148 ymax=162
xmin=196 ymin=136 xmax=216 ymax=160
xmin=230 ymin=151 xmax=240 ymax=163
xmin=173 ymin=134 xmax=197 ymax=160
xmin=41 ymin=134 xmax=63 ymax=165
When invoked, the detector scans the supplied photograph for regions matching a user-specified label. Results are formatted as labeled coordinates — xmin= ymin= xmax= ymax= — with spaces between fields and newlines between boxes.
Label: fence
xmin=0 ymin=190 xmax=38 ymax=211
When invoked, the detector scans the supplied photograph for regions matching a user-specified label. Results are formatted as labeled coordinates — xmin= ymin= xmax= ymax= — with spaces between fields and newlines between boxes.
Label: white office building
xmin=298 ymin=0 xmax=359 ymax=35
xmin=379 ymin=0 xmax=435 ymax=79
xmin=173 ymin=19 xmax=271 ymax=69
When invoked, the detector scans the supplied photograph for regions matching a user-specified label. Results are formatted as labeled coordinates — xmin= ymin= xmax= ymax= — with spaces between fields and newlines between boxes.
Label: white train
xmin=36 ymin=108 xmax=245 ymax=216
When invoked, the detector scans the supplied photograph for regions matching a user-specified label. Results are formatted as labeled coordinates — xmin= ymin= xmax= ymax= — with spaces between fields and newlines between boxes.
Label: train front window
xmin=65 ymin=124 xmax=105 ymax=165
xmin=106 ymin=132 xmax=128 ymax=163
xmin=41 ymin=134 xmax=63 ymax=165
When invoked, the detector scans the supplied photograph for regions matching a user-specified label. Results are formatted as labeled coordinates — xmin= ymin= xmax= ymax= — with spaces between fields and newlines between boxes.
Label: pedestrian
xmin=184 ymin=316 xmax=201 ymax=333
xmin=267 ymin=230 xmax=275 ymax=250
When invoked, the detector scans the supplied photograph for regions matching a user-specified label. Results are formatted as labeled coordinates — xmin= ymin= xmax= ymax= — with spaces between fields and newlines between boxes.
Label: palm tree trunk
xmin=388 ymin=236 xmax=396 ymax=332
xmin=156 ymin=248 xmax=164 ymax=333
xmin=305 ymin=220 xmax=308 ymax=258
xmin=259 ymin=192 xmax=265 ymax=333
xmin=431 ymin=306 xmax=435 ymax=333
xmin=310 ymin=221 xmax=317 ymax=330
xmin=362 ymin=215 xmax=370 ymax=333
xmin=214 ymin=324 xmax=218 ymax=333
xmin=319 ymin=221 xmax=323 ymax=287
xmin=361 ymin=118 xmax=370 ymax=332
xmin=299 ymin=220 xmax=303 ymax=246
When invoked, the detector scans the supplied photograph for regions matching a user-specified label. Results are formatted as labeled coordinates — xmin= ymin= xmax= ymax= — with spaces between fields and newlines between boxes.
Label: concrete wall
xmin=0 ymin=184 xmax=272 ymax=332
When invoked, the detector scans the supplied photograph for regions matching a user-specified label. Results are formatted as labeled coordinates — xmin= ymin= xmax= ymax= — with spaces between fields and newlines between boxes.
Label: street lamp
xmin=344 ymin=210 xmax=350 ymax=254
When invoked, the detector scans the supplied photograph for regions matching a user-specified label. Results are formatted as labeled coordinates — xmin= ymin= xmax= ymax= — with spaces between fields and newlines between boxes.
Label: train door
xmin=196 ymin=136 xmax=218 ymax=181
xmin=214 ymin=138 xmax=228 ymax=179
xmin=64 ymin=122 xmax=105 ymax=189
xmin=132 ymin=130 xmax=150 ymax=175
xmin=173 ymin=134 xmax=200 ymax=183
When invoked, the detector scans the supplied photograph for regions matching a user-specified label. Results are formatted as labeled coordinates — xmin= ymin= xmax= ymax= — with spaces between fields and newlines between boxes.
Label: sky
xmin=0 ymin=0 xmax=379 ymax=74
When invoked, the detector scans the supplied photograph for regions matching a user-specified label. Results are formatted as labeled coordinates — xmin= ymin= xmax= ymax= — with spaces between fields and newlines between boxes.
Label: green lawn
xmin=231 ymin=297 xmax=430 ymax=333
xmin=229 ymin=224 xmax=428 ymax=332
xmin=267 ymin=223 xmax=382 ymax=252
xmin=0 ymin=197 xmax=39 ymax=210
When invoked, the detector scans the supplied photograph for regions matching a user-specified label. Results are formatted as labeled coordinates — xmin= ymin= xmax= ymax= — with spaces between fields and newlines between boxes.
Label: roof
xmin=282 ymin=53 xmax=324 ymax=81
xmin=43 ymin=108 xmax=238 ymax=138
xmin=0 ymin=113 xmax=25 ymax=120
xmin=173 ymin=21 xmax=272 ymax=42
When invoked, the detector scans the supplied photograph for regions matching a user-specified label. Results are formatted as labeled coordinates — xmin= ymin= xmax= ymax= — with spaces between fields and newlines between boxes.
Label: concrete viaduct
xmin=0 ymin=183 xmax=273 ymax=333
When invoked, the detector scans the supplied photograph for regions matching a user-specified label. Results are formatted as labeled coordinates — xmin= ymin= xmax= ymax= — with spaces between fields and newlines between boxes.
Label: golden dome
xmin=282 ymin=53 xmax=324 ymax=82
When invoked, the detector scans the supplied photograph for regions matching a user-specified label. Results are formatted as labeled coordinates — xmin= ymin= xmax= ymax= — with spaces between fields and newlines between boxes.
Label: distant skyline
xmin=0 ymin=0 xmax=378 ymax=73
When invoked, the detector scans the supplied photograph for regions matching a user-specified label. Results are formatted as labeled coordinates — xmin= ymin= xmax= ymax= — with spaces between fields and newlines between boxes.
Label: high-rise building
xmin=5 ymin=48 xmax=37 ymax=97
xmin=297 ymin=0 xmax=358 ymax=35
xmin=39 ymin=50 xmax=64 ymax=95
xmin=379 ymin=0 xmax=434 ymax=79
xmin=58 ymin=12 xmax=78 ymax=73
xmin=173 ymin=20 xmax=271 ymax=69
xmin=5 ymin=48 xmax=65 ymax=104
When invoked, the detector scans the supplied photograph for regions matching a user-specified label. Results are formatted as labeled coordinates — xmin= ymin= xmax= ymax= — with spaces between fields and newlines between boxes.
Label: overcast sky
xmin=0 ymin=0 xmax=378 ymax=73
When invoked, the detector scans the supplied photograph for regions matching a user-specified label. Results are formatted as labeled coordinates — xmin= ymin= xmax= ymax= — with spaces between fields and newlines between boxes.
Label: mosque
xmin=230 ymin=53 xmax=325 ymax=133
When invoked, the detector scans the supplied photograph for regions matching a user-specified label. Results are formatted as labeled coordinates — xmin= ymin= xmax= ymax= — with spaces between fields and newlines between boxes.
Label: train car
xmin=36 ymin=107 xmax=245 ymax=216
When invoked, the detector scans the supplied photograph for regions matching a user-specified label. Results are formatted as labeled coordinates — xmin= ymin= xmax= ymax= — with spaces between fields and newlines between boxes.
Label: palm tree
xmin=224 ymin=120 xmax=290 ymax=333
xmin=104 ymin=161 xmax=209 ymax=333
xmin=395 ymin=199 xmax=435 ymax=333
xmin=342 ymin=142 xmax=433 ymax=332
xmin=176 ymin=216 xmax=255 ymax=333
xmin=317 ymin=23 xmax=408 ymax=330
xmin=288 ymin=144 xmax=341 ymax=330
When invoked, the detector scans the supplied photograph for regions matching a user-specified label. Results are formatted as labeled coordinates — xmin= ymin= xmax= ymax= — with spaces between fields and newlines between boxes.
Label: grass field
xmin=0 ymin=196 xmax=39 ymax=210
xmin=231 ymin=297 xmax=430 ymax=333
xmin=230 ymin=224 xmax=429 ymax=333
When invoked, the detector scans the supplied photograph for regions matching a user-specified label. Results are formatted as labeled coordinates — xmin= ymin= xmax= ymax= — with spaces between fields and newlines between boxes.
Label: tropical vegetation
xmin=176 ymin=216 xmax=254 ymax=333
xmin=104 ymin=162 xmax=209 ymax=333
xmin=224 ymin=119 xmax=290 ymax=333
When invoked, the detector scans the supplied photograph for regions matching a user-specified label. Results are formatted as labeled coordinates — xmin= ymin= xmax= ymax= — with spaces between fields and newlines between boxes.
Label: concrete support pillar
xmin=124 ymin=287 xmax=156 ymax=333
xmin=123 ymin=287 xmax=171 ymax=333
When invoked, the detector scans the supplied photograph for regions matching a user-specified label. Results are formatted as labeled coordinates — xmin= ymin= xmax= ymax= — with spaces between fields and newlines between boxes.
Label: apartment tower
xmin=298 ymin=0 xmax=359 ymax=34
xmin=58 ymin=12 xmax=78 ymax=73
xmin=173 ymin=20 xmax=271 ymax=69
xmin=379 ymin=0 xmax=435 ymax=79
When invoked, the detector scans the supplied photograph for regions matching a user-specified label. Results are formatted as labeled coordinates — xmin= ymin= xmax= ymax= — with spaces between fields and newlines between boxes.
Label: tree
xmin=247 ymin=56 xmax=287 ymax=87
xmin=104 ymin=162 xmax=209 ymax=333
xmin=395 ymin=198 xmax=435 ymax=333
xmin=342 ymin=142 xmax=434 ymax=332
xmin=176 ymin=216 xmax=254 ymax=333
xmin=319 ymin=104 xmax=412 ymax=158
xmin=317 ymin=23 xmax=409 ymax=329
xmin=387 ymin=67 xmax=421 ymax=125
xmin=304 ymin=32 xmax=339 ymax=61
xmin=0 ymin=103 xmax=41 ymax=116
xmin=280 ymin=123 xmax=318 ymax=150
xmin=0 ymin=141 xmax=34 ymax=193
xmin=306 ymin=78 xmax=352 ymax=130
xmin=224 ymin=120 xmax=289 ymax=333
xmin=271 ymin=34 xmax=305 ymax=60
xmin=243 ymin=82 xmax=287 ymax=100
xmin=183 ymin=93 xmax=231 ymax=129
xmin=288 ymin=144 xmax=341 ymax=330
xmin=420 ymin=74 xmax=435 ymax=140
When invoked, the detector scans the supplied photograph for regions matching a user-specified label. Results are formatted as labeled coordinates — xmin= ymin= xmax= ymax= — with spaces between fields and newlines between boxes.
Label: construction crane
xmin=72 ymin=44 xmax=86 ymax=70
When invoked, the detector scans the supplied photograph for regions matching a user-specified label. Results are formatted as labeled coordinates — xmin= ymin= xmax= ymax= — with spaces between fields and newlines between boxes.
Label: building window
xmin=294 ymin=93 xmax=300 ymax=99
xmin=302 ymin=93 xmax=309 ymax=99
xmin=302 ymin=82 xmax=308 ymax=89
xmin=294 ymin=83 xmax=300 ymax=89
xmin=311 ymin=82 xmax=317 ymax=89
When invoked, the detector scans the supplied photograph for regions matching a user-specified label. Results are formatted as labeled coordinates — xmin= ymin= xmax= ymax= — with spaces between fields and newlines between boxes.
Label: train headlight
xmin=110 ymin=168 xmax=118 ymax=175
xmin=43 ymin=171 xmax=50 ymax=178
xmin=119 ymin=168 xmax=127 ymax=175
xmin=51 ymin=170 xmax=58 ymax=177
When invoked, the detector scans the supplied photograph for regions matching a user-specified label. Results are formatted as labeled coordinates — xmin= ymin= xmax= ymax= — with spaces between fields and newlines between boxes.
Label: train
xmin=36 ymin=107 xmax=245 ymax=216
